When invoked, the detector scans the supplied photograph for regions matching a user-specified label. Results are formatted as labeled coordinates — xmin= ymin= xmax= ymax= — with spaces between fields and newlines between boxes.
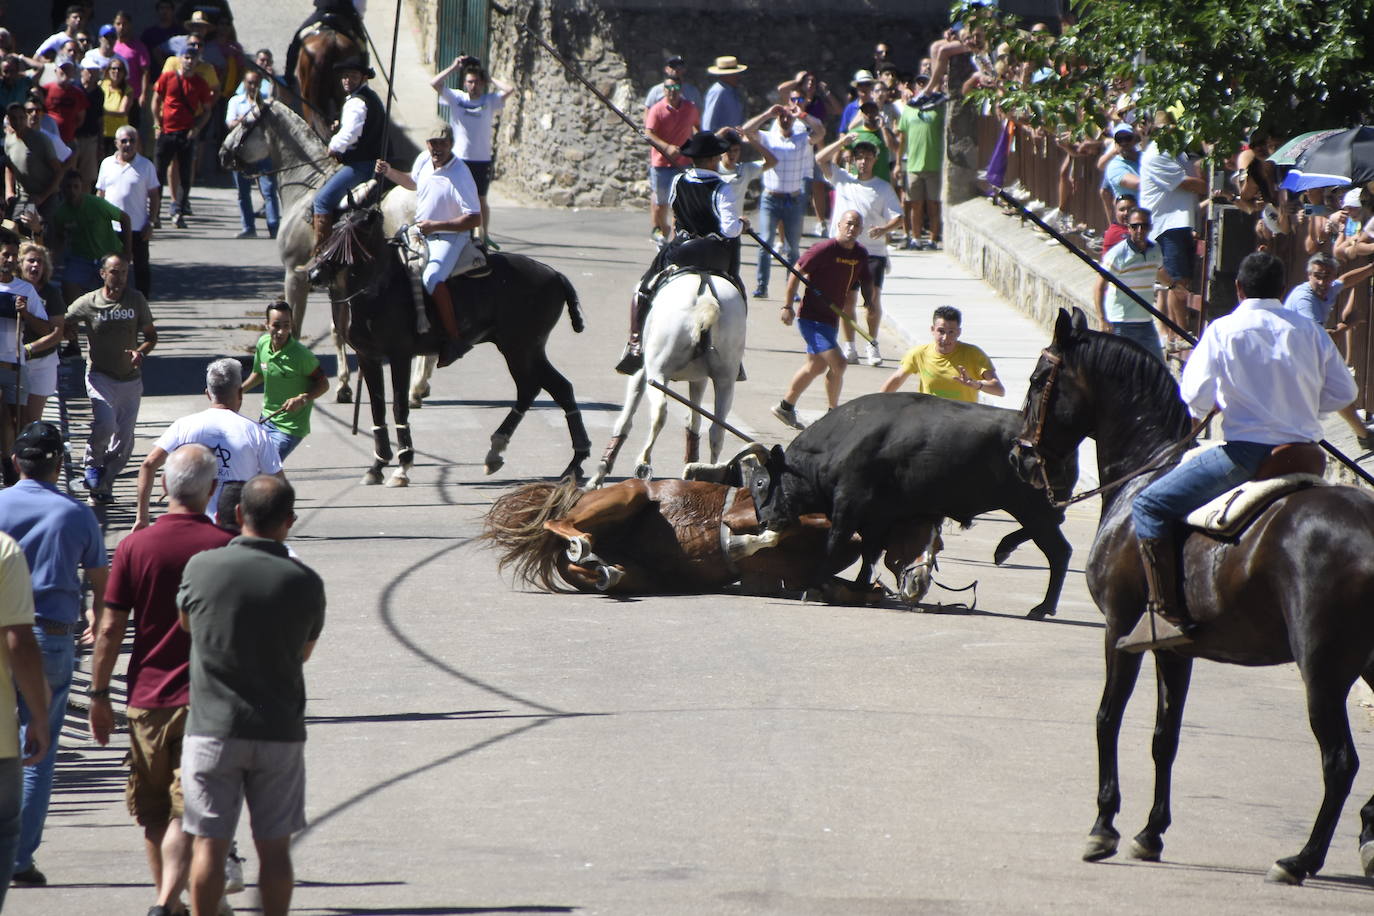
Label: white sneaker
xmin=864 ymin=343 xmax=883 ymax=366
xmin=771 ymin=403 xmax=806 ymax=431
xmin=842 ymin=342 xmax=859 ymax=364
xmin=224 ymin=847 xmax=245 ymax=894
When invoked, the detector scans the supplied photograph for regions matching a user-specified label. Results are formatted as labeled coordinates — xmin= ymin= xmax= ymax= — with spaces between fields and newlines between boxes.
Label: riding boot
xmin=1117 ymin=535 xmax=1194 ymax=653
xmin=308 ymin=212 xmax=335 ymax=262
xmin=431 ymin=281 xmax=471 ymax=368
xmin=615 ymin=292 xmax=650 ymax=375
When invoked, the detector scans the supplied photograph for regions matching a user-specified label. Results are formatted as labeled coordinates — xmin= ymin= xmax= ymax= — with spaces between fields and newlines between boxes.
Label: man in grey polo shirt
xmin=177 ymin=475 xmax=325 ymax=916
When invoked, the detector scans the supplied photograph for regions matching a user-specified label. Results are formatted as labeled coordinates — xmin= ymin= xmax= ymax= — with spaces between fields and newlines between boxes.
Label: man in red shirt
xmin=43 ymin=59 xmax=89 ymax=146
xmin=88 ymin=443 xmax=233 ymax=916
xmin=772 ymin=209 xmax=874 ymax=429
xmin=151 ymin=45 xmax=213 ymax=228
xmin=643 ymin=78 xmax=699 ymax=244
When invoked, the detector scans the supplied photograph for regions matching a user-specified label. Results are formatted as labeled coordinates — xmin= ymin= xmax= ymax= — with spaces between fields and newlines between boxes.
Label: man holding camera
xmin=430 ymin=54 xmax=515 ymax=248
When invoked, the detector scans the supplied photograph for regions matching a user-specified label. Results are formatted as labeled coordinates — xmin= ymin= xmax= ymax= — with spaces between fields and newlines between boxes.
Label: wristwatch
xmin=88 ymin=688 xmax=111 ymax=700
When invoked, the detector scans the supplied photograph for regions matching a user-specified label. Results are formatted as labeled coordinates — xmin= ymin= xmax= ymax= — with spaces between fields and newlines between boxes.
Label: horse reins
xmin=1017 ymin=347 xmax=1216 ymax=508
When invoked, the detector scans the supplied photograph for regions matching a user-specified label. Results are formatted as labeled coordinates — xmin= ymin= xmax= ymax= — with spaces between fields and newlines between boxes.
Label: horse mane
xmin=318 ymin=207 xmax=380 ymax=267
xmin=480 ymin=479 xmax=587 ymax=592
xmin=1069 ymin=329 xmax=1193 ymax=441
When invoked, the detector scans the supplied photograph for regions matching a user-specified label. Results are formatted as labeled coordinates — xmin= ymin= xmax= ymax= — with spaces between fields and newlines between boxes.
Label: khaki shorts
xmin=125 ymin=705 xmax=188 ymax=826
xmin=906 ymin=170 xmax=941 ymax=202
xmin=181 ymin=735 xmax=306 ymax=840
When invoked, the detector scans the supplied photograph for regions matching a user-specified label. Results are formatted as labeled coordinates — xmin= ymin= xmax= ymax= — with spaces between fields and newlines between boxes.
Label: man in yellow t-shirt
xmin=881 ymin=305 xmax=1004 ymax=402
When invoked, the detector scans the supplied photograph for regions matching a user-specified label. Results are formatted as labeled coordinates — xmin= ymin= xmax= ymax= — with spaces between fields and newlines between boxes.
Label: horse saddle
xmin=1183 ymin=443 xmax=1328 ymax=537
xmin=298 ymin=13 xmax=363 ymax=43
xmin=397 ymin=225 xmax=490 ymax=281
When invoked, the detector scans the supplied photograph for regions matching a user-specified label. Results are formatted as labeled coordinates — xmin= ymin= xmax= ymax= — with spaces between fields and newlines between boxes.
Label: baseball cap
xmin=1111 ymin=123 xmax=1136 ymax=140
xmin=13 ymin=421 xmax=62 ymax=460
xmin=1343 ymin=188 xmax=1364 ymax=209
xmin=666 ymin=55 xmax=685 ymax=67
xmin=425 ymin=121 xmax=453 ymax=142
xmin=99 ymin=24 xmax=117 ymax=39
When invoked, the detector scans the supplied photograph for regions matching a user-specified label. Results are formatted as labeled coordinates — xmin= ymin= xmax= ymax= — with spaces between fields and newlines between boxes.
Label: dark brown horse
xmin=295 ymin=27 xmax=361 ymax=138
xmin=1014 ymin=308 xmax=1374 ymax=885
xmin=483 ymin=474 xmax=942 ymax=601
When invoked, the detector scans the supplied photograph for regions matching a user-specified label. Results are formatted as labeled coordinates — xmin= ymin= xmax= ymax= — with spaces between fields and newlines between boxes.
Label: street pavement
xmin=14 ymin=182 xmax=1374 ymax=914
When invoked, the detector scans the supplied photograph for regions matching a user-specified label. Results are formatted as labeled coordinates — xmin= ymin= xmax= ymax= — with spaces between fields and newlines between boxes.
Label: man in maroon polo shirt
xmin=88 ymin=443 xmax=232 ymax=916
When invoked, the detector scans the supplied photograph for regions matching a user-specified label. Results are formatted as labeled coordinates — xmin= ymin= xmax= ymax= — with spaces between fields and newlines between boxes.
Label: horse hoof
xmin=1360 ymin=840 xmax=1374 ymax=877
xmin=1265 ymin=861 xmax=1305 ymax=885
xmin=633 ymin=464 xmax=653 ymax=480
xmin=361 ymin=469 xmax=383 ymax=486
xmin=1083 ymin=832 xmax=1119 ymax=862
xmin=1026 ymin=603 xmax=1056 ymax=620
xmin=484 ymin=454 xmax=505 ymax=475
xmin=408 ymin=395 xmax=423 ymax=409
xmin=566 ymin=536 xmax=593 ymax=564
xmin=336 ymin=385 xmax=353 ymax=404
xmin=1128 ymin=836 xmax=1162 ymax=862
xmin=385 ymin=473 xmax=409 ymax=488
xmin=595 ymin=565 xmax=624 ymax=592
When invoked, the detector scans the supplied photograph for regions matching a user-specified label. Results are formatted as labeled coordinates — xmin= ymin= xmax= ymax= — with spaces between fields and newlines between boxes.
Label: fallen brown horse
xmin=483 ymin=477 xmax=945 ymax=601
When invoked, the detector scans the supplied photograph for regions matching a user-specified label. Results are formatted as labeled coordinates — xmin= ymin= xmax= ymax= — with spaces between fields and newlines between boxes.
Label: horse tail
xmin=480 ymin=478 xmax=586 ymax=592
xmin=688 ymin=278 xmax=721 ymax=348
xmin=556 ymin=271 xmax=585 ymax=334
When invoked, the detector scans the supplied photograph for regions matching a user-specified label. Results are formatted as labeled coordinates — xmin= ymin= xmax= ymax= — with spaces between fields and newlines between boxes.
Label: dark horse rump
xmin=746 ymin=392 xmax=1078 ymax=617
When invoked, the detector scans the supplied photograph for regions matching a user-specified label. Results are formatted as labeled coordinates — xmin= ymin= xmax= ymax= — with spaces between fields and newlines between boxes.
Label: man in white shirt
xmin=1124 ymin=252 xmax=1357 ymax=653
xmin=428 ymin=56 xmax=514 ymax=247
xmin=375 ymin=122 xmax=481 ymax=367
xmin=738 ymin=97 xmax=823 ymax=298
xmin=96 ymin=125 xmax=161 ymax=295
xmin=133 ymin=358 xmax=284 ymax=531
xmin=1138 ymin=110 xmax=1207 ymax=351
xmin=816 ymin=133 xmax=902 ymax=365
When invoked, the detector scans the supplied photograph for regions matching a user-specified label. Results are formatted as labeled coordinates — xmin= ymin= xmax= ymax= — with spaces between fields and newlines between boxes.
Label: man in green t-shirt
xmin=896 ymin=77 xmax=945 ymax=250
xmin=66 ymin=253 xmax=157 ymax=504
xmin=881 ymin=305 xmax=1004 ymax=403
xmin=241 ymin=301 xmax=327 ymax=461
xmin=54 ymin=171 xmax=132 ymax=303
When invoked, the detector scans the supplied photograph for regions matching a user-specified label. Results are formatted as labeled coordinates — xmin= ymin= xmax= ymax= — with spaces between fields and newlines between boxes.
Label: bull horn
xmin=729 ymin=442 xmax=770 ymax=465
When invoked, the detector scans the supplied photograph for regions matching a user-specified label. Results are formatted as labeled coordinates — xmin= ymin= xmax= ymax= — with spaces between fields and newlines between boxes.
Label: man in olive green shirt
xmin=241 ymin=301 xmax=327 ymax=461
xmin=53 ymin=170 xmax=132 ymax=303
xmin=65 ymin=253 xmax=156 ymax=504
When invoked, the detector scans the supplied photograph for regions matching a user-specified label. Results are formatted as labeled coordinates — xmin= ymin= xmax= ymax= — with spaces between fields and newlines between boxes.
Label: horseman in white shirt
xmin=1123 ymin=252 xmax=1357 ymax=652
xmin=375 ymin=122 xmax=481 ymax=367
xmin=312 ymin=57 xmax=384 ymax=257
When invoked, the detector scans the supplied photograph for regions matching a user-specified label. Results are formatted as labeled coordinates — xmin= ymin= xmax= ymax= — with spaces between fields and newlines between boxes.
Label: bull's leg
xmin=409 ymin=353 xmax=437 ymax=408
xmin=1129 ymin=651 xmax=1192 ymax=862
xmin=387 ymin=359 xmax=413 ymax=487
xmin=1362 ymin=668 xmax=1374 ymax=878
xmin=1267 ymin=675 xmax=1361 ymax=885
xmin=590 ymin=371 xmax=648 ymax=488
xmin=535 ymin=355 xmax=591 ymax=481
xmin=632 ymin=375 xmax=669 ymax=480
xmin=358 ymin=358 xmax=391 ymax=486
xmin=707 ymin=374 xmax=736 ymax=464
xmin=1013 ymin=513 xmax=1072 ymax=619
xmin=1084 ymin=627 xmax=1145 ymax=862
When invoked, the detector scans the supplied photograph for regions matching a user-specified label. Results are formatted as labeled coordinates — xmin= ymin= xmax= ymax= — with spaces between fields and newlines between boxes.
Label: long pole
xmin=745 ymin=228 xmax=875 ymax=344
xmin=378 ymin=0 xmax=404 ymax=163
xmin=647 ymin=379 xmax=755 ymax=444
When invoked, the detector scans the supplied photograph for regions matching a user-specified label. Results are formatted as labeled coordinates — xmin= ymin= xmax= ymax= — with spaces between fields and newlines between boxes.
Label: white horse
xmin=219 ymin=99 xmax=420 ymax=403
xmin=589 ymin=271 xmax=747 ymax=488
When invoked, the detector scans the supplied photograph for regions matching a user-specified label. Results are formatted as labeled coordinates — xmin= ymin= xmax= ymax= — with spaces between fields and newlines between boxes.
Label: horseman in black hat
xmin=617 ymin=129 xmax=747 ymax=375
xmin=311 ymin=56 xmax=385 ymax=258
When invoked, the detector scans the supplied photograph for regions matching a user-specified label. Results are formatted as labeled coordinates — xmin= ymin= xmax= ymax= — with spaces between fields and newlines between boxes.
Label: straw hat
xmin=707 ymin=56 xmax=748 ymax=76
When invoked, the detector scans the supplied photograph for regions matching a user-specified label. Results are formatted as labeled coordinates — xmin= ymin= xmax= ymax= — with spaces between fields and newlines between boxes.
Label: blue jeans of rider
xmin=754 ymin=191 xmax=805 ymax=295
xmin=313 ymin=161 xmax=373 ymax=215
xmin=14 ymin=627 xmax=75 ymax=873
xmin=235 ymin=158 xmax=281 ymax=234
xmin=1132 ymin=440 xmax=1272 ymax=540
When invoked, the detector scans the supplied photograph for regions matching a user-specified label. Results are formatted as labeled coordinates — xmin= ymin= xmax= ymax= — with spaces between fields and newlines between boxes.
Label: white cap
xmin=1343 ymin=188 xmax=1363 ymax=208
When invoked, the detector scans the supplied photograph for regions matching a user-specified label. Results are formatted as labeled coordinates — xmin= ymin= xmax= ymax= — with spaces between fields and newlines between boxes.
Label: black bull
xmin=746 ymin=392 xmax=1079 ymax=617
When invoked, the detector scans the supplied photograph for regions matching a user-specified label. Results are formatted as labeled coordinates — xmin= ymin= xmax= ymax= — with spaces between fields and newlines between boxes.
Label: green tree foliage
xmin=968 ymin=0 xmax=1374 ymax=157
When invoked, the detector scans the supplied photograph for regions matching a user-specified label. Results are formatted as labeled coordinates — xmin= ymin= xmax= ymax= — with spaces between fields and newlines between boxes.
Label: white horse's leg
xmin=589 ymin=371 xmax=647 ymax=488
xmin=633 ymin=374 xmax=670 ymax=479
xmin=685 ymin=378 xmax=706 ymax=465
xmin=708 ymin=373 xmax=737 ymax=464
xmin=409 ymin=353 xmax=437 ymax=408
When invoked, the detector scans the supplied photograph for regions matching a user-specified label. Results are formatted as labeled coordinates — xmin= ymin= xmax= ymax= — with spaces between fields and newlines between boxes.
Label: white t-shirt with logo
xmin=438 ymin=87 xmax=506 ymax=162
xmin=154 ymin=406 xmax=282 ymax=516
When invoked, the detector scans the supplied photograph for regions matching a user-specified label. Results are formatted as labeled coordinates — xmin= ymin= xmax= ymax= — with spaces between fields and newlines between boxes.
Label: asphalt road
xmin=14 ymin=182 xmax=1374 ymax=915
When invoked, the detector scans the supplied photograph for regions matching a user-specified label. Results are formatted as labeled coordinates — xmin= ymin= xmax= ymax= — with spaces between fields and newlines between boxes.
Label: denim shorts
xmin=797 ymin=318 xmax=839 ymax=354
xmin=649 ymin=165 xmax=681 ymax=205
xmin=1156 ymin=228 xmax=1195 ymax=285
xmin=62 ymin=254 xmax=103 ymax=294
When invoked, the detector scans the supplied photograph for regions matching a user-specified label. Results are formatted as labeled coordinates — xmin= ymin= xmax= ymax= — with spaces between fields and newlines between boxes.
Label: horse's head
xmin=307 ymin=205 xmax=386 ymax=290
xmin=219 ymin=99 xmax=273 ymax=173
xmin=1012 ymin=308 xmax=1094 ymax=496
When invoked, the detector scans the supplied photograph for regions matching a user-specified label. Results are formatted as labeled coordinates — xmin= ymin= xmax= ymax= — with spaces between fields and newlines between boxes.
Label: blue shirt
xmin=702 ymin=81 xmax=743 ymax=133
xmin=1104 ymin=154 xmax=1139 ymax=199
xmin=0 ymin=479 xmax=106 ymax=623
xmin=1282 ymin=279 xmax=1343 ymax=326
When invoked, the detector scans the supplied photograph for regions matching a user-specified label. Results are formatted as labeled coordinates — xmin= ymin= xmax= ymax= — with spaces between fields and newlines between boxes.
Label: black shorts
xmin=850 ymin=256 xmax=886 ymax=292
xmin=463 ymin=159 xmax=491 ymax=197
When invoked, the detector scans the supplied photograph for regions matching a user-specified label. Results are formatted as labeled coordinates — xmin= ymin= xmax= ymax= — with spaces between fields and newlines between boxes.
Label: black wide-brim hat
xmin=333 ymin=57 xmax=375 ymax=79
xmin=680 ymin=130 xmax=730 ymax=160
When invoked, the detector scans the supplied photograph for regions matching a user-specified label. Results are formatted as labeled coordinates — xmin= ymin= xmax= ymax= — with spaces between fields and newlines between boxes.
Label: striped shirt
xmin=1101 ymin=238 xmax=1162 ymax=323
xmin=759 ymin=120 xmax=814 ymax=195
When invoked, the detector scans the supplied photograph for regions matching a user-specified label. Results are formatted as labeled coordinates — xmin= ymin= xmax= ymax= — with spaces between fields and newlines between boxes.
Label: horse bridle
xmin=1016 ymin=346 xmax=1214 ymax=509
xmin=229 ymin=104 xmax=334 ymax=180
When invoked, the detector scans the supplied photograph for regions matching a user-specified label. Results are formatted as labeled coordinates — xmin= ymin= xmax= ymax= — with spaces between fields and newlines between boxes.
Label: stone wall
xmin=472 ymin=0 xmax=948 ymax=208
